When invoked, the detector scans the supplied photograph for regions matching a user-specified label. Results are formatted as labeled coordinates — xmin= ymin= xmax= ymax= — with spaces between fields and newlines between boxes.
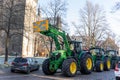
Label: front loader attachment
xmin=33 ymin=20 xmax=49 ymax=32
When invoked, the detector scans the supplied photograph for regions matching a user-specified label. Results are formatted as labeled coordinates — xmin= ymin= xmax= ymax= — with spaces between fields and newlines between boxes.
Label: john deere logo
xmin=33 ymin=20 xmax=48 ymax=32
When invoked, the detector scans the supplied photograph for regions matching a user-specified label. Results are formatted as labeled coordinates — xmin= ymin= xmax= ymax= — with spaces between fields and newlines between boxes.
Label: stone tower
xmin=22 ymin=0 xmax=38 ymax=57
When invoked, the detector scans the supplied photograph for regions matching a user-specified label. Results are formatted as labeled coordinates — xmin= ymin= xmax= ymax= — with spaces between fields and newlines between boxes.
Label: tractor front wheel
xmin=96 ymin=61 xmax=104 ymax=72
xmin=42 ymin=59 xmax=56 ymax=75
xmin=111 ymin=60 xmax=117 ymax=69
xmin=104 ymin=57 xmax=111 ymax=71
xmin=62 ymin=58 xmax=77 ymax=77
xmin=80 ymin=54 xmax=93 ymax=74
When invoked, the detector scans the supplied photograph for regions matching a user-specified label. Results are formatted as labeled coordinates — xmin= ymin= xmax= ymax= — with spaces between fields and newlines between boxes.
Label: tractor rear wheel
xmin=80 ymin=54 xmax=93 ymax=74
xmin=62 ymin=58 xmax=77 ymax=77
xmin=42 ymin=59 xmax=56 ymax=75
xmin=104 ymin=57 xmax=111 ymax=71
xmin=111 ymin=60 xmax=117 ymax=69
xmin=96 ymin=61 xmax=104 ymax=72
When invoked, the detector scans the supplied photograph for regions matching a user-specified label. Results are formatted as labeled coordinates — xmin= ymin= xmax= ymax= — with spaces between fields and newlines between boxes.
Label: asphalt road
xmin=0 ymin=68 xmax=116 ymax=80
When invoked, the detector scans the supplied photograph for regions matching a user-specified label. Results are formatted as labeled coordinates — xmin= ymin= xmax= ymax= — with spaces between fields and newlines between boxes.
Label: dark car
xmin=11 ymin=57 xmax=39 ymax=74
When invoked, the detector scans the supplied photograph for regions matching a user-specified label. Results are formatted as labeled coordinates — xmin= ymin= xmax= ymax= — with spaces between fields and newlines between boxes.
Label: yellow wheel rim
xmin=86 ymin=58 xmax=92 ymax=70
xmin=70 ymin=62 xmax=77 ymax=74
xmin=100 ymin=63 xmax=103 ymax=71
xmin=107 ymin=60 xmax=111 ymax=69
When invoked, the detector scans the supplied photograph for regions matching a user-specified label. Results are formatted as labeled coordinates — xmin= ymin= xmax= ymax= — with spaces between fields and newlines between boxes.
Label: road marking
xmin=0 ymin=75 xmax=29 ymax=79
xmin=31 ymin=74 xmax=71 ymax=80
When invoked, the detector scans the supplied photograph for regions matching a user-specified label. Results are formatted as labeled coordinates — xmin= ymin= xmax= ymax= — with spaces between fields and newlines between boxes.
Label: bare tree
xmin=39 ymin=0 xmax=67 ymax=27
xmin=39 ymin=0 xmax=67 ymax=53
xmin=73 ymin=1 xmax=109 ymax=48
xmin=101 ymin=36 xmax=119 ymax=50
xmin=112 ymin=1 xmax=120 ymax=12
xmin=0 ymin=0 xmax=25 ymax=64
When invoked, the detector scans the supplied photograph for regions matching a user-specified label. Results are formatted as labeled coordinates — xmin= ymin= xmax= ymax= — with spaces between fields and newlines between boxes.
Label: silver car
xmin=11 ymin=57 xmax=39 ymax=74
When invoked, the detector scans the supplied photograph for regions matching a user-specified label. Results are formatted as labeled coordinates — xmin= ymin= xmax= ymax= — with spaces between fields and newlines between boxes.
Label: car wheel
xmin=36 ymin=65 xmax=39 ymax=71
xmin=26 ymin=68 xmax=30 ymax=74
xmin=11 ymin=69 xmax=15 ymax=73
xmin=116 ymin=77 xmax=120 ymax=80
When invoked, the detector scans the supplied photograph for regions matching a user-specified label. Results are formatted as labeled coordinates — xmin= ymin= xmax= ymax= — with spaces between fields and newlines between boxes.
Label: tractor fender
xmin=103 ymin=56 xmax=109 ymax=60
xmin=79 ymin=51 xmax=92 ymax=59
xmin=79 ymin=51 xmax=94 ymax=67
xmin=66 ymin=56 xmax=78 ymax=62
xmin=86 ymin=51 xmax=92 ymax=56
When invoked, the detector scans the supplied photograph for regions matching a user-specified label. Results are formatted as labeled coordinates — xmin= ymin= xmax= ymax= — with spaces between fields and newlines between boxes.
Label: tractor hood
xmin=50 ymin=50 xmax=66 ymax=60
xmin=51 ymin=50 xmax=66 ymax=56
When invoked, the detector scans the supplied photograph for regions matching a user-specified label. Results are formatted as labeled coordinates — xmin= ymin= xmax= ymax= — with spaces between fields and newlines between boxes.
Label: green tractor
xmin=33 ymin=20 xmax=93 ymax=77
xmin=106 ymin=50 xmax=119 ymax=69
xmin=89 ymin=47 xmax=111 ymax=72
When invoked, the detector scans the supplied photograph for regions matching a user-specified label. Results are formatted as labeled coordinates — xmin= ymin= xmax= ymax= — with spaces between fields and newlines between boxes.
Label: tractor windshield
xmin=106 ymin=50 xmax=117 ymax=56
xmin=90 ymin=49 xmax=99 ymax=54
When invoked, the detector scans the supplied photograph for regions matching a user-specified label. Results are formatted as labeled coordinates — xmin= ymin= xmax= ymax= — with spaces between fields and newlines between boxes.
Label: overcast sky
xmin=67 ymin=0 xmax=120 ymax=35
xmin=38 ymin=0 xmax=120 ymax=36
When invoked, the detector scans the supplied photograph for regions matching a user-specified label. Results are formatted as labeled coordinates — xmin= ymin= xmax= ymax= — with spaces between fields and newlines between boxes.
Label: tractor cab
xmin=106 ymin=50 xmax=119 ymax=69
xmin=69 ymin=41 xmax=82 ymax=54
xmin=106 ymin=50 xmax=118 ymax=57
xmin=89 ymin=47 xmax=111 ymax=71
xmin=89 ymin=47 xmax=105 ymax=57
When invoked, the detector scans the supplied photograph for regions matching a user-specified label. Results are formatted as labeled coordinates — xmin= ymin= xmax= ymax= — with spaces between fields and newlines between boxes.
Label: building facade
xmin=0 ymin=0 xmax=38 ymax=57
xmin=22 ymin=0 xmax=38 ymax=57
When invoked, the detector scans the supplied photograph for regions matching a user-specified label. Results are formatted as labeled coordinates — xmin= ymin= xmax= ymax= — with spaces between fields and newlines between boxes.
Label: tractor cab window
xmin=90 ymin=49 xmax=99 ymax=55
xmin=74 ymin=43 xmax=81 ymax=53
xmin=70 ymin=42 xmax=81 ymax=53
xmin=109 ymin=51 xmax=115 ymax=56
xmin=70 ymin=44 xmax=74 ymax=50
xmin=101 ymin=49 xmax=105 ymax=55
xmin=91 ymin=49 xmax=99 ymax=53
xmin=107 ymin=51 xmax=117 ymax=56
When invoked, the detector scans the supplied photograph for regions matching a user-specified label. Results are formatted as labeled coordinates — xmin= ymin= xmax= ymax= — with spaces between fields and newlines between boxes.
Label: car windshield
xmin=14 ymin=57 xmax=27 ymax=63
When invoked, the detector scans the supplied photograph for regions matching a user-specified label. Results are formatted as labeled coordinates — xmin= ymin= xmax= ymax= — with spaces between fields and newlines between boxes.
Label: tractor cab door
xmin=100 ymin=49 xmax=105 ymax=56
xmin=74 ymin=43 xmax=81 ymax=54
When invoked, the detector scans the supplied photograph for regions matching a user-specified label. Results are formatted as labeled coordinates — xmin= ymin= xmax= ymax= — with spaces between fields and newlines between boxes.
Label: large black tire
xmin=96 ymin=61 xmax=104 ymax=72
xmin=104 ymin=57 xmax=111 ymax=71
xmin=111 ymin=60 xmax=117 ymax=69
xmin=80 ymin=54 xmax=93 ymax=74
xmin=36 ymin=65 xmax=40 ymax=71
xmin=116 ymin=77 xmax=120 ymax=80
xmin=11 ymin=69 xmax=15 ymax=73
xmin=26 ymin=67 xmax=30 ymax=74
xmin=42 ymin=59 xmax=56 ymax=75
xmin=62 ymin=58 xmax=77 ymax=77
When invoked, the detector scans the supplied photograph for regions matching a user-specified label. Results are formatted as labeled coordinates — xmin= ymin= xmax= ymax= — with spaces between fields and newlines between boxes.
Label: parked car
xmin=114 ymin=62 xmax=120 ymax=80
xmin=11 ymin=57 xmax=39 ymax=74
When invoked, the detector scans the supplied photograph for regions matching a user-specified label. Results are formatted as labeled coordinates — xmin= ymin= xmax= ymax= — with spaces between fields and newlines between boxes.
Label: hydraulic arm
xmin=33 ymin=20 xmax=71 ymax=56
